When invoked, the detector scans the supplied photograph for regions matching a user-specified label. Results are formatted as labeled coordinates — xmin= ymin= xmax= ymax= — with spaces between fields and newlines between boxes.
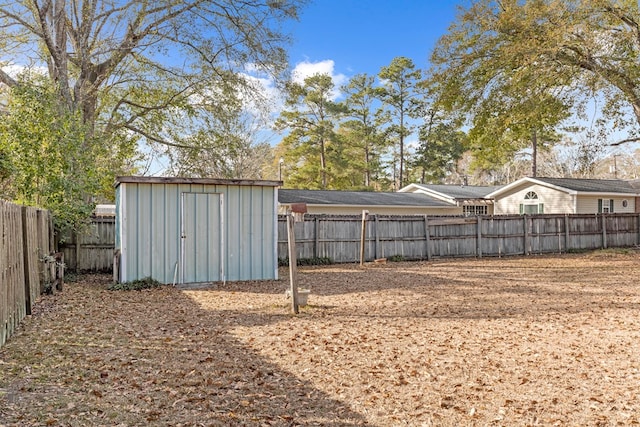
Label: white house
xmin=487 ymin=177 xmax=640 ymax=215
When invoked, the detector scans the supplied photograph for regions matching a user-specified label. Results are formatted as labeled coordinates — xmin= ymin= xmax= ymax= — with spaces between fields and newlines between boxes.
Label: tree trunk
xmin=532 ymin=129 xmax=537 ymax=178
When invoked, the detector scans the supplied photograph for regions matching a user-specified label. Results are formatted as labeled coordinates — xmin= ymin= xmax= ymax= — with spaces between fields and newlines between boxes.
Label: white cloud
xmin=291 ymin=59 xmax=347 ymax=100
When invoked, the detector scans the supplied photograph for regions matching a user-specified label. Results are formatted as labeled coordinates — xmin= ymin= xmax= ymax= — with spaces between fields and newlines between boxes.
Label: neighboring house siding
xmin=576 ymin=196 xmax=636 ymax=214
xmin=493 ymin=184 xmax=574 ymax=214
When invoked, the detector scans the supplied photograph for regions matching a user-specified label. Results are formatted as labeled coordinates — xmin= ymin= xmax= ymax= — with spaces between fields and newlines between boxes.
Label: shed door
xmin=181 ymin=193 xmax=224 ymax=284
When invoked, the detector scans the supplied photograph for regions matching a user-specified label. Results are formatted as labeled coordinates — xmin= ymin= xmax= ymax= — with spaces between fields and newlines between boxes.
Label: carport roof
xmin=278 ymin=189 xmax=452 ymax=207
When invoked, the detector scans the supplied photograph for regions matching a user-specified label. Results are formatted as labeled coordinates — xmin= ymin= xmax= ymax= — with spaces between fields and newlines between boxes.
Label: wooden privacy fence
xmin=59 ymin=216 xmax=115 ymax=272
xmin=69 ymin=213 xmax=640 ymax=273
xmin=1 ymin=201 xmax=56 ymax=347
xmin=277 ymin=213 xmax=640 ymax=263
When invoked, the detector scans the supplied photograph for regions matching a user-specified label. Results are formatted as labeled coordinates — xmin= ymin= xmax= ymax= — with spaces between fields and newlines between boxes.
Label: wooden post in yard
xmin=360 ymin=210 xmax=368 ymax=266
xmin=287 ymin=203 xmax=307 ymax=315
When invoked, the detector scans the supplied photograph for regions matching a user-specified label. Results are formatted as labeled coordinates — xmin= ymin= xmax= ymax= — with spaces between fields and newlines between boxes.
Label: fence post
xmin=74 ymin=230 xmax=81 ymax=271
xmin=375 ymin=215 xmax=380 ymax=259
xmin=476 ymin=216 xmax=482 ymax=258
xmin=602 ymin=214 xmax=608 ymax=249
xmin=359 ymin=210 xmax=368 ymax=266
xmin=21 ymin=207 xmax=32 ymax=316
xmin=314 ymin=217 xmax=319 ymax=259
xmin=565 ymin=215 xmax=571 ymax=252
xmin=523 ymin=214 xmax=529 ymax=255
xmin=424 ymin=215 xmax=431 ymax=261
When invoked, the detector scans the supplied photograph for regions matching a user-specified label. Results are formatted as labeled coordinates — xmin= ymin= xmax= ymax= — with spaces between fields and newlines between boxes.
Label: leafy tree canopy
xmin=429 ymin=0 xmax=640 ymax=170
xmin=274 ymin=73 xmax=346 ymax=189
xmin=0 ymin=73 xmax=106 ymax=233
xmin=0 ymin=0 xmax=304 ymax=227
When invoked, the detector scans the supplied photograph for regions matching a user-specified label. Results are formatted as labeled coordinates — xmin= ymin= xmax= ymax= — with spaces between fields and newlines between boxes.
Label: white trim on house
xmin=398 ymin=183 xmax=458 ymax=204
xmin=485 ymin=178 xmax=571 ymax=198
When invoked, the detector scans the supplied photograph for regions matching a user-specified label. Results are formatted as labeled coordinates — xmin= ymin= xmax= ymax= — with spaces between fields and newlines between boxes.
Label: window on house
xmin=463 ymin=205 xmax=488 ymax=216
xmin=598 ymin=199 xmax=614 ymax=213
xmin=524 ymin=191 xmax=538 ymax=200
xmin=520 ymin=191 xmax=543 ymax=214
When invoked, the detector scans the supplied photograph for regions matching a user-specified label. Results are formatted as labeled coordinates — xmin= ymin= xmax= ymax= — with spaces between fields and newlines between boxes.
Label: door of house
xmin=180 ymin=192 xmax=224 ymax=284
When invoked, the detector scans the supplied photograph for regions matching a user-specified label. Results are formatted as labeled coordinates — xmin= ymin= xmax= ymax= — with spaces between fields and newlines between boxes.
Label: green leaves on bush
xmin=108 ymin=277 xmax=164 ymax=291
xmin=278 ymin=257 xmax=333 ymax=267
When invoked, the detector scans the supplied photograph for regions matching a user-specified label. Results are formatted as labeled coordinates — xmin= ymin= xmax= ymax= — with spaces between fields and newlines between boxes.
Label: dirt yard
xmin=1 ymin=250 xmax=640 ymax=426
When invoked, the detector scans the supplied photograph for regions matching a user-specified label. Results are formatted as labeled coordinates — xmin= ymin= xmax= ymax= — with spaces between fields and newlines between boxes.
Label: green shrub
xmin=108 ymin=277 xmax=164 ymax=291
xmin=279 ymin=257 xmax=333 ymax=267
xmin=387 ymin=255 xmax=405 ymax=262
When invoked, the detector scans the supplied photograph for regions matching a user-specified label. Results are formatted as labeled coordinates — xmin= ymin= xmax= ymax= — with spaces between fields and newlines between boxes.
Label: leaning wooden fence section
xmin=277 ymin=213 xmax=640 ymax=263
xmin=59 ymin=216 xmax=115 ymax=272
xmin=1 ymin=201 xmax=57 ymax=347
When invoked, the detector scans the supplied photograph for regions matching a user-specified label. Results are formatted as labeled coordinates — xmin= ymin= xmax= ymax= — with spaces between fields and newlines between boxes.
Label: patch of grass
xmin=592 ymin=247 xmax=635 ymax=256
xmin=63 ymin=272 xmax=80 ymax=283
xmin=566 ymin=248 xmax=590 ymax=254
xmin=387 ymin=255 xmax=405 ymax=262
xmin=278 ymin=257 xmax=333 ymax=267
xmin=108 ymin=277 xmax=164 ymax=291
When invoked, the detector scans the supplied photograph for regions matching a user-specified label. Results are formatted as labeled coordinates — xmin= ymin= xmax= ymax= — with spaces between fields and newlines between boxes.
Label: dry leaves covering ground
xmin=2 ymin=251 xmax=640 ymax=426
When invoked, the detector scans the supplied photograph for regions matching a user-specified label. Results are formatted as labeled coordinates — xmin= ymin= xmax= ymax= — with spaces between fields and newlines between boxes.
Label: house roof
xmin=532 ymin=177 xmax=638 ymax=193
xmin=115 ymin=176 xmax=282 ymax=187
xmin=398 ymin=183 xmax=501 ymax=205
xmin=278 ymin=189 xmax=452 ymax=207
xmin=406 ymin=183 xmax=500 ymax=198
xmin=486 ymin=177 xmax=640 ymax=197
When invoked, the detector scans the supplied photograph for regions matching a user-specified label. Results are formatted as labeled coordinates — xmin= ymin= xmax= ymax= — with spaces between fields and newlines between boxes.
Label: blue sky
xmin=274 ymin=1 xmax=639 ymax=160
xmin=284 ymin=0 xmax=461 ymax=86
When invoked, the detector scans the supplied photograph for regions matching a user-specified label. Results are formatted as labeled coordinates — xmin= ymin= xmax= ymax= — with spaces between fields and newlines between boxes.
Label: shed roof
xmin=115 ymin=176 xmax=282 ymax=187
xmin=279 ymin=189 xmax=452 ymax=207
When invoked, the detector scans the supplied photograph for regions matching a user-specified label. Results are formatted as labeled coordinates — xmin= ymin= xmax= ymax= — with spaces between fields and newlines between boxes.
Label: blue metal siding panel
xmin=137 ymin=183 xmax=153 ymax=278
xmin=115 ymin=186 xmax=121 ymax=250
xmin=124 ymin=183 xmax=139 ymax=281
xmin=226 ymin=185 xmax=240 ymax=280
xmin=250 ymin=186 xmax=263 ymax=279
xmin=263 ymin=186 xmax=277 ymax=279
xmin=165 ymin=184 xmax=181 ymax=284
xmin=150 ymin=184 xmax=167 ymax=281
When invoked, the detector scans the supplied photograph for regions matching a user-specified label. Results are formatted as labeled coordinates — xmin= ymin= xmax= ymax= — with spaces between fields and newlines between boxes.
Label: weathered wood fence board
xmin=60 ymin=217 xmax=115 ymax=272
xmin=277 ymin=213 xmax=640 ymax=263
xmin=1 ymin=201 xmax=53 ymax=347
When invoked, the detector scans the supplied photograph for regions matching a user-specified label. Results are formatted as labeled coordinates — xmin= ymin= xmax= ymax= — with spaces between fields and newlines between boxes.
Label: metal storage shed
xmin=114 ymin=176 xmax=281 ymax=284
